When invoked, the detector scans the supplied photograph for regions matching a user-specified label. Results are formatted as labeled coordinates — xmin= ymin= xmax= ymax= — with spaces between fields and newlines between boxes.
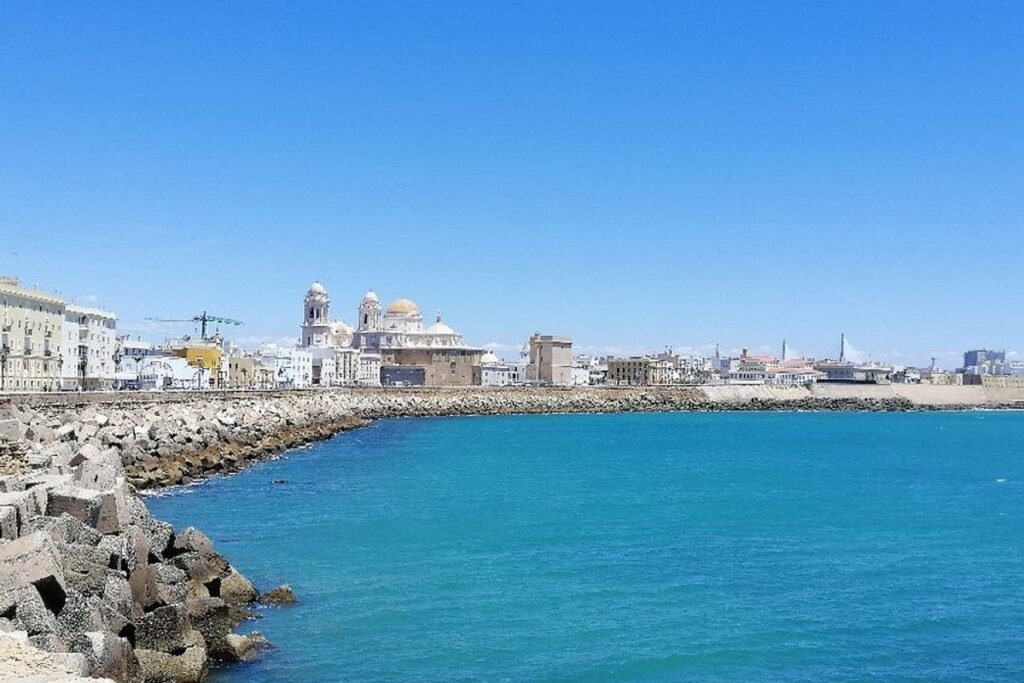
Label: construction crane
xmin=144 ymin=311 xmax=244 ymax=340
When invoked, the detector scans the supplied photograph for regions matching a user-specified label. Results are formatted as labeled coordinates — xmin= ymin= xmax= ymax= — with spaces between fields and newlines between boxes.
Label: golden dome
xmin=386 ymin=298 xmax=420 ymax=316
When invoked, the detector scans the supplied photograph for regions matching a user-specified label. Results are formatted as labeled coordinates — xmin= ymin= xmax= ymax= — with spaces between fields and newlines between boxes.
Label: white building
xmin=137 ymin=354 xmax=205 ymax=390
xmin=60 ymin=304 xmax=117 ymax=390
xmin=479 ymin=350 xmax=529 ymax=387
xmin=307 ymin=347 xmax=337 ymax=387
xmin=258 ymin=345 xmax=314 ymax=389
xmin=335 ymin=347 xmax=361 ymax=385
xmin=358 ymin=352 xmax=382 ymax=386
xmin=570 ymin=366 xmax=590 ymax=386
xmin=113 ymin=337 xmax=156 ymax=389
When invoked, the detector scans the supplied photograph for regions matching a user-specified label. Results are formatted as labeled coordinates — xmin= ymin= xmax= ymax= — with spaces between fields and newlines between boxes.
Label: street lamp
xmin=133 ymin=354 xmax=144 ymax=390
xmin=0 ymin=343 xmax=8 ymax=392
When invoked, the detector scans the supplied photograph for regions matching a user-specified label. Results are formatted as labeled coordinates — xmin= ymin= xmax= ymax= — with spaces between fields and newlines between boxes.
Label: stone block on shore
xmin=171 ymin=527 xmax=213 ymax=558
xmin=0 ymin=419 xmax=27 ymax=441
xmin=135 ymin=628 xmax=207 ymax=683
xmin=69 ymin=443 xmax=102 ymax=467
xmin=68 ymin=630 xmax=141 ymax=681
xmin=23 ymin=512 xmax=102 ymax=548
xmin=224 ymin=632 xmax=269 ymax=662
xmin=135 ymin=604 xmax=190 ymax=653
xmin=61 ymin=542 xmax=113 ymax=595
xmin=47 ymin=486 xmax=103 ymax=530
xmin=218 ymin=567 xmax=258 ymax=605
xmin=0 ymin=532 xmax=68 ymax=607
xmin=170 ymin=550 xmax=227 ymax=586
xmin=47 ymin=483 xmax=129 ymax=536
xmin=54 ymin=590 xmax=105 ymax=644
xmin=0 ymin=505 xmax=17 ymax=540
xmin=11 ymin=586 xmax=60 ymax=640
xmin=259 ymin=584 xmax=296 ymax=605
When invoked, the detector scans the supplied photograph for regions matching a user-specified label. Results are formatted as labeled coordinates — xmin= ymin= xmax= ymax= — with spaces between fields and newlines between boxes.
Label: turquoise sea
xmin=147 ymin=412 xmax=1024 ymax=682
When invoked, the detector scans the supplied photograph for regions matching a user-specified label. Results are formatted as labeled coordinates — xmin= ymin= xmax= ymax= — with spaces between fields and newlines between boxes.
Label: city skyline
xmin=2 ymin=3 xmax=1022 ymax=367
xmin=1 ymin=271 xmax=1011 ymax=371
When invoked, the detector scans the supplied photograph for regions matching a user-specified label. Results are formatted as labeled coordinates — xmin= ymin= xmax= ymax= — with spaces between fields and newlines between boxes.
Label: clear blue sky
xmin=2 ymin=2 xmax=1022 ymax=367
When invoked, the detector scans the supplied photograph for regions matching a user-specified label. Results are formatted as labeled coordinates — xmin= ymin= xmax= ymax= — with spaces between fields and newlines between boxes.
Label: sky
xmin=1 ymin=2 xmax=1022 ymax=367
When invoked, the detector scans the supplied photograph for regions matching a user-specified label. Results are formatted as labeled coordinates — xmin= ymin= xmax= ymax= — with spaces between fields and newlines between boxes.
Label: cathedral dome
xmin=330 ymin=321 xmax=353 ymax=334
xmin=386 ymin=298 xmax=420 ymax=316
xmin=426 ymin=319 xmax=455 ymax=336
xmin=362 ymin=290 xmax=379 ymax=304
xmin=480 ymin=350 xmax=500 ymax=365
xmin=306 ymin=281 xmax=327 ymax=297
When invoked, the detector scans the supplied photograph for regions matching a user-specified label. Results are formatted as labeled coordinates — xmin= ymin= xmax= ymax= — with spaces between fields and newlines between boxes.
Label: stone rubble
xmin=0 ymin=385 xmax=1006 ymax=681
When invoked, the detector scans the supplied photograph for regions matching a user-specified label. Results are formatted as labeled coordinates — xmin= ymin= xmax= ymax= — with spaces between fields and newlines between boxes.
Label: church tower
xmin=301 ymin=281 xmax=331 ymax=347
xmin=358 ymin=290 xmax=382 ymax=332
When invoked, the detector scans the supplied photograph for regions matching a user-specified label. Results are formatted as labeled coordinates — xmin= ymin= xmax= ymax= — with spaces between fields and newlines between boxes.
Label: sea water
xmin=147 ymin=412 xmax=1024 ymax=682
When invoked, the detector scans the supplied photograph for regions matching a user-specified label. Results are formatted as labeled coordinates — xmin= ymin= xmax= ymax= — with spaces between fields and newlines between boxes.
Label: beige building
xmin=226 ymin=354 xmax=259 ymax=389
xmin=380 ymin=348 xmax=482 ymax=387
xmin=0 ymin=276 xmax=65 ymax=392
xmin=605 ymin=357 xmax=674 ymax=386
xmin=527 ymin=334 xmax=573 ymax=386
xmin=980 ymin=375 xmax=1024 ymax=390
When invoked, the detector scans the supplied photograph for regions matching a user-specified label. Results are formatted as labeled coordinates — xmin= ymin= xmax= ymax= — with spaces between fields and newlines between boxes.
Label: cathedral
xmin=299 ymin=281 xmax=483 ymax=386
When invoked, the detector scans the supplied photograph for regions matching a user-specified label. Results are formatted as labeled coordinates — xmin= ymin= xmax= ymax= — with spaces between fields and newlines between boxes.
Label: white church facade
xmin=299 ymin=282 xmax=483 ymax=386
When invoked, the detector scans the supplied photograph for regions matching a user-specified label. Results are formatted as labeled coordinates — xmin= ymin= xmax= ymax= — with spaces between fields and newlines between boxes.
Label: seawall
xmin=6 ymin=384 xmax=1021 ymax=491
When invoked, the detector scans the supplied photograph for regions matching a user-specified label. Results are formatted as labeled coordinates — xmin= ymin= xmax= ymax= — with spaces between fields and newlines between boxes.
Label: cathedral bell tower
xmin=301 ymin=281 xmax=331 ymax=347
xmin=358 ymin=290 xmax=382 ymax=332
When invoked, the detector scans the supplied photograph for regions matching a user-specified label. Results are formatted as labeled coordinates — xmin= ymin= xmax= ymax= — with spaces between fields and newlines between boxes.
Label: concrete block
xmin=47 ymin=486 xmax=102 ymax=529
xmin=0 ymin=532 xmax=67 ymax=600
xmin=171 ymin=527 xmax=214 ymax=558
xmin=135 ymin=629 xmax=207 ymax=683
xmin=136 ymin=603 xmax=190 ymax=652
xmin=219 ymin=567 xmax=258 ymax=605
xmin=0 ymin=419 xmax=26 ymax=441
xmin=0 ymin=505 xmax=16 ymax=540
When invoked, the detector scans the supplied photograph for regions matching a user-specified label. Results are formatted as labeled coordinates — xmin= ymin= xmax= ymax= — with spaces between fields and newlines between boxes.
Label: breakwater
xmin=0 ymin=384 xmax=1019 ymax=681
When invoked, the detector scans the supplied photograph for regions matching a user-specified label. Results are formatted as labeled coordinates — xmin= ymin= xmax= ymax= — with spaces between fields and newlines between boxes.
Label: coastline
xmin=1 ymin=384 xmax=1022 ymax=682
xmin=5 ymin=384 xmax=1023 ymax=491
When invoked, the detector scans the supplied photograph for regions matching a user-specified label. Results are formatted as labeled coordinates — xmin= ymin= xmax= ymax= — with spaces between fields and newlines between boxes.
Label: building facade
xmin=527 ymin=334 xmax=573 ymax=386
xmin=258 ymin=346 xmax=314 ymax=389
xmin=113 ymin=337 xmax=157 ymax=389
xmin=60 ymin=304 xmax=117 ymax=390
xmin=0 ymin=276 xmax=65 ymax=392
xmin=962 ymin=349 xmax=1019 ymax=376
xmin=480 ymin=350 xmax=529 ymax=387
xmin=298 ymin=282 xmax=483 ymax=386
xmin=226 ymin=354 xmax=259 ymax=390
xmin=605 ymin=357 xmax=674 ymax=386
xmin=813 ymin=361 xmax=892 ymax=383
xmin=358 ymin=352 xmax=382 ymax=386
